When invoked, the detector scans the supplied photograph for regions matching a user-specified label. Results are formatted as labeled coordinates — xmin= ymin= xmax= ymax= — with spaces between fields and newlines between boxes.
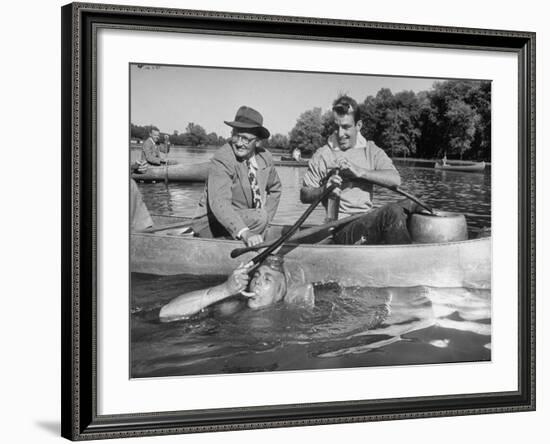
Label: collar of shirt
xmin=327 ymin=132 xmax=368 ymax=151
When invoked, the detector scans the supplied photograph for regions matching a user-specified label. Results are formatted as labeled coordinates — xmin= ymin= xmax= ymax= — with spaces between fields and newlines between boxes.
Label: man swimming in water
xmin=159 ymin=255 xmax=289 ymax=322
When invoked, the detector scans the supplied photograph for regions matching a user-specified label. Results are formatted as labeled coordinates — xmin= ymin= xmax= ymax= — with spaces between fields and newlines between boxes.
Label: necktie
xmin=246 ymin=159 xmax=262 ymax=209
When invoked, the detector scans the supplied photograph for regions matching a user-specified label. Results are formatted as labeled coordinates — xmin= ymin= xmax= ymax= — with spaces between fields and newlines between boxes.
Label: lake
xmin=130 ymin=145 xmax=491 ymax=378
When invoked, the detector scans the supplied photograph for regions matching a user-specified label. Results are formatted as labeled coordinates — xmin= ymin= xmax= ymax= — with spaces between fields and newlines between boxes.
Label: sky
xmin=130 ymin=64 xmax=442 ymax=137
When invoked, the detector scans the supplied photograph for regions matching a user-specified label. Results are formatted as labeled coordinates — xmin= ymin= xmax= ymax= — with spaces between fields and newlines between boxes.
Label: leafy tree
xmin=360 ymin=89 xmax=421 ymax=157
xmin=266 ymin=133 xmax=290 ymax=150
xmin=184 ymin=122 xmax=208 ymax=146
xmin=320 ymin=109 xmax=336 ymax=140
xmin=445 ymin=100 xmax=479 ymax=159
xmin=416 ymin=80 xmax=491 ymax=160
xmin=359 ymin=96 xmax=378 ymax=140
xmin=289 ymin=107 xmax=326 ymax=155
xmin=206 ymin=132 xmax=220 ymax=146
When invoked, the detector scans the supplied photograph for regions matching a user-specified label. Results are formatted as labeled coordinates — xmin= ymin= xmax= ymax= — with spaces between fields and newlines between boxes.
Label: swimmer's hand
xmin=224 ymin=262 xmax=253 ymax=295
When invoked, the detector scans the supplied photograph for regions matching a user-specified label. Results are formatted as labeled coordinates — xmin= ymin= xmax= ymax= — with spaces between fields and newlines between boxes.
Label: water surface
xmin=130 ymin=145 xmax=492 ymax=378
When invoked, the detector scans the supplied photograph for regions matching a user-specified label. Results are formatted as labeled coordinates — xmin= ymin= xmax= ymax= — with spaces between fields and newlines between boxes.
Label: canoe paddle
xmin=324 ymin=166 xmax=435 ymax=215
xmin=343 ymin=170 xmax=435 ymax=215
xmin=163 ymin=135 xmax=171 ymax=186
xmin=230 ymin=211 xmax=365 ymax=258
xmin=243 ymin=182 xmax=339 ymax=266
xmin=387 ymin=185 xmax=434 ymax=214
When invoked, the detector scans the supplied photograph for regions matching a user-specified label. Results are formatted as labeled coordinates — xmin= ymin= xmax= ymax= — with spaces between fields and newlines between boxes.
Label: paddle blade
xmin=230 ymin=243 xmax=269 ymax=258
xmin=230 ymin=246 xmax=253 ymax=258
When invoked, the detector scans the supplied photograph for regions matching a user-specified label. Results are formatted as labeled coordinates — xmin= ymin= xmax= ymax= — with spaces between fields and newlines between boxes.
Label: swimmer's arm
xmin=159 ymin=283 xmax=232 ymax=322
xmin=159 ymin=263 xmax=251 ymax=322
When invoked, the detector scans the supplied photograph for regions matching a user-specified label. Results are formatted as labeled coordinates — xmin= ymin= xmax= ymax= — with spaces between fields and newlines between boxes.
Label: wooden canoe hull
xmin=131 ymin=218 xmax=491 ymax=289
xmin=132 ymin=162 xmax=210 ymax=182
xmin=434 ymin=161 xmax=486 ymax=172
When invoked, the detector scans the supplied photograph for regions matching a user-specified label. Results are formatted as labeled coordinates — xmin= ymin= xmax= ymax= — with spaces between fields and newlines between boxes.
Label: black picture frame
xmin=61 ymin=2 xmax=535 ymax=440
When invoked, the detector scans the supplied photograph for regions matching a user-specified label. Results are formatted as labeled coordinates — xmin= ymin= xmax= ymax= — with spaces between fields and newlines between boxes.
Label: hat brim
xmin=224 ymin=120 xmax=270 ymax=139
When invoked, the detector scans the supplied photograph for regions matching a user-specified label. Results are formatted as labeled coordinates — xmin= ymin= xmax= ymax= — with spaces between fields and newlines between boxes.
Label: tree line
xmin=287 ymin=80 xmax=491 ymax=160
xmin=131 ymin=122 xmax=226 ymax=147
xmin=131 ymin=79 xmax=490 ymax=160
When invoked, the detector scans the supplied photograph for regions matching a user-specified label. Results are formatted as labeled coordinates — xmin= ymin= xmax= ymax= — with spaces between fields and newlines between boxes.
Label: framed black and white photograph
xmin=61 ymin=2 xmax=535 ymax=440
xmin=129 ymin=64 xmax=493 ymax=378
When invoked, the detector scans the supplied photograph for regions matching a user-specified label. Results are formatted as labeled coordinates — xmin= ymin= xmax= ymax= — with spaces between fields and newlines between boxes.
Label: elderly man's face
xmin=246 ymin=265 xmax=286 ymax=309
xmin=334 ymin=113 xmax=362 ymax=150
xmin=231 ymin=130 xmax=258 ymax=160
xmin=150 ymin=130 xmax=160 ymax=143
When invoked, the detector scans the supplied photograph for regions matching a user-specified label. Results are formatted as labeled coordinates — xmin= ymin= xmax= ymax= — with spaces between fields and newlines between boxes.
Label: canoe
xmin=132 ymin=162 xmax=209 ymax=182
xmin=434 ymin=161 xmax=486 ymax=172
xmin=131 ymin=215 xmax=491 ymax=289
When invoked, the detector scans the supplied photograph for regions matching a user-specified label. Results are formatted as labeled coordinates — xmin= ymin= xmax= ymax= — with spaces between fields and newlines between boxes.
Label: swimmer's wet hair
xmin=262 ymin=254 xmax=285 ymax=273
xmin=261 ymin=255 xmax=287 ymax=299
xmin=260 ymin=254 xmax=314 ymax=307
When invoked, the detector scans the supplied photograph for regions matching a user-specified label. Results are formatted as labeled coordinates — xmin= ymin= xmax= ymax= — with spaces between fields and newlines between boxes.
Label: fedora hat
xmin=224 ymin=106 xmax=270 ymax=139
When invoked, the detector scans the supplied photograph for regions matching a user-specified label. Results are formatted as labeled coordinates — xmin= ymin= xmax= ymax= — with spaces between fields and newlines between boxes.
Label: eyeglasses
xmin=233 ymin=134 xmax=257 ymax=145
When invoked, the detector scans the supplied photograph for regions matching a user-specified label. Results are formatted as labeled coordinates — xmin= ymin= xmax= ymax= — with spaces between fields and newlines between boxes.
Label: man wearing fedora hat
xmin=193 ymin=106 xmax=282 ymax=246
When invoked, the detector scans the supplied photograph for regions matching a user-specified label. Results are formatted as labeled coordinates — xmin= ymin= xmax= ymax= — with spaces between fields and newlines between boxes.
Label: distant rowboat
xmin=131 ymin=215 xmax=491 ymax=289
xmin=132 ymin=162 xmax=209 ymax=182
xmin=434 ymin=161 xmax=486 ymax=172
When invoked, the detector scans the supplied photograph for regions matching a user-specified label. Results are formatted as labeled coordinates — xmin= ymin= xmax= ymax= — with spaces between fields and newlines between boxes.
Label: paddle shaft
xmin=164 ymin=154 xmax=169 ymax=187
xmin=349 ymin=172 xmax=434 ymax=214
xmin=248 ymin=183 xmax=338 ymax=266
xmin=329 ymin=167 xmax=434 ymax=214
xmin=391 ymin=186 xmax=434 ymax=214
xmin=230 ymin=211 xmax=365 ymax=258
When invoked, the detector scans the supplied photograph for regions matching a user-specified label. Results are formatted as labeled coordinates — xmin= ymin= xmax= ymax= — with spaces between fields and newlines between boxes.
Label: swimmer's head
xmin=246 ymin=255 xmax=287 ymax=309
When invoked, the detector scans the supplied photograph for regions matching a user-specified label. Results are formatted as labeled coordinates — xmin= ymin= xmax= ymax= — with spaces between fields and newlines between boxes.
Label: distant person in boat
xmin=292 ymin=147 xmax=302 ymax=162
xmin=141 ymin=128 xmax=176 ymax=166
xmin=442 ymin=152 xmax=448 ymax=166
xmin=159 ymin=255 xmax=313 ymax=322
xmin=130 ymin=161 xmax=153 ymax=231
xmin=193 ymin=105 xmax=282 ymax=247
xmin=300 ymin=95 xmax=416 ymax=245
xmin=161 ymin=134 xmax=171 ymax=155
